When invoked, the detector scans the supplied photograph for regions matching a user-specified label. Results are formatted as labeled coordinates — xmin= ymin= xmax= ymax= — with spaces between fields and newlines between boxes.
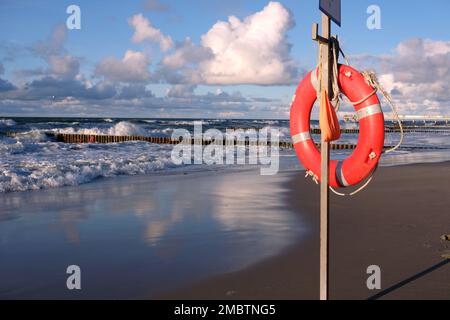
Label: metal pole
xmin=320 ymin=13 xmax=331 ymax=301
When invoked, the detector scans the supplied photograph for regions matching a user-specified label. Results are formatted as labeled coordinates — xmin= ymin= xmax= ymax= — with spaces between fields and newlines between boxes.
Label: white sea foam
xmin=0 ymin=139 xmax=177 ymax=193
xmin=167 ymin=120 xmax=212 ymax=126
xmin=0 ymin=119 xmax=16 ymax=127
xmin=0 ymin=120 xmax=180 ymax=192
xmin=252 ymin=120 xmax=280 ymax=125
xmin=11 ymin=129 xmax=51 ymax=143
xmin=106 ymin=121 xmax=147 ymax=136
xmin=226 ymin=126 xmax=290 ymax=139
xmin=54 ymin=121 xmax=147 ymax=136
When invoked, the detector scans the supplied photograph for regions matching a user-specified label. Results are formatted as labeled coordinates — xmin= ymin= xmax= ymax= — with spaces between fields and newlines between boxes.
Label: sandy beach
xmin=2 ymin=0 xmax=450 ymax=305
xmin=157 ymin=162 xmax=450 ymax=300
xmin=1 ymin=160 xmax=449 ymax=300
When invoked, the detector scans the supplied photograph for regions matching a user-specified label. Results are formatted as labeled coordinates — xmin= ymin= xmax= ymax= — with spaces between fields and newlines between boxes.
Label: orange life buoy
xmin=290 ymin=65 xmax=385 ymax=188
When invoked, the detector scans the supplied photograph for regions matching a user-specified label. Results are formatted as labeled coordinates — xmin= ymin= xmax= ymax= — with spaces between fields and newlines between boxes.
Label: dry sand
xmin=157 ymin=162 xmax=450 ymax=300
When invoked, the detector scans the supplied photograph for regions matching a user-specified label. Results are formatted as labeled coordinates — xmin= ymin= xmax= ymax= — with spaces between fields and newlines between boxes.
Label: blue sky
xmin=0 ymin=0 xmax=449 ymax=118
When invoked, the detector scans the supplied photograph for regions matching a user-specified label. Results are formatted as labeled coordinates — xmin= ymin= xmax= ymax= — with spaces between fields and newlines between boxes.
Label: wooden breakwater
xmin=309 ymin=128 xmax=449 ymax=134
xmin=229 ymin=127 xmax=450 ymax=134
xmin=3 ymin=132 xmax=438 ymax=151
xmin=4 ymin=131 xmax=447 ymax=151
xmin=45 ymin=132 xmax=296 ymax=148
xmin=47 ymin=132 xmax=356 ymax=150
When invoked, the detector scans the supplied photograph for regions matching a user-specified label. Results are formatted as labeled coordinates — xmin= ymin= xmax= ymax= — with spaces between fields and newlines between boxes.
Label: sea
xmin=0 ymin=117 xmax=449 ymax=193
xmin=0 ymin=117 xmax=449 ymax=299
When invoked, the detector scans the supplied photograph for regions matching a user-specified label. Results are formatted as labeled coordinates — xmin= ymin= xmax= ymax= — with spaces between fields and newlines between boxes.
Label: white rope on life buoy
xmin=325 ymin=39 xmax=404 ymax=197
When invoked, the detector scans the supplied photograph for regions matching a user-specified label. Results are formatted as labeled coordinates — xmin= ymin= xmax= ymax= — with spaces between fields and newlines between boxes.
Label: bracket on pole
xmin=312 ymin=23 xmax=329 ymax=44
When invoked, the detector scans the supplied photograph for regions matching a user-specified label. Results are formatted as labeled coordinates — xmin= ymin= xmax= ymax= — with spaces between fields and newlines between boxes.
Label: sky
xmin=0 ymin=0 xmax=449 ymax=119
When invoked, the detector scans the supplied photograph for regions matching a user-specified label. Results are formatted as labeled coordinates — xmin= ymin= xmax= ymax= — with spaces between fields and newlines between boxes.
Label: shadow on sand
xmin=368 ymin=259 xmax=450 ymax=300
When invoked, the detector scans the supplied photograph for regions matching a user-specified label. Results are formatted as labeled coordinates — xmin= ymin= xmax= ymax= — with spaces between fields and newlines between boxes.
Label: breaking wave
xmin=0 ymin=119 xmax=16 ymax=127
xmin=0 ymin=139 xmax=177 ymax=193
xmin=53 ymin=121 xmax=147 ymax=136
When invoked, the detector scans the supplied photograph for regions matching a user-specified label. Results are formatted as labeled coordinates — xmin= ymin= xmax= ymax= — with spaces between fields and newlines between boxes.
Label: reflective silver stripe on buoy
xmin=336 ymin=161 xmax=350 ymax=187
xmin=310 ymin=68 xmax=319 ymax=93
xmin=292 ymin=132 xmax=311 ymax=144
xmin=357 ymin=104 xmax=382 ymax=120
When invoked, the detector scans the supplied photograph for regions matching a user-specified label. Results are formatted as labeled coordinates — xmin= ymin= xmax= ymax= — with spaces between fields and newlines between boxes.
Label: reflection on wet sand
xmin=0 ymin=170 xmax=305 ymax=299
xmin=380 ymin=150 xmax=450 ymax=167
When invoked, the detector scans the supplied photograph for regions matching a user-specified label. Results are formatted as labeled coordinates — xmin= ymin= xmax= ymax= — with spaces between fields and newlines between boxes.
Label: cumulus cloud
xmin=162 ymin=38 xmax=213 ymax=70
xmin=0 ymin=62 xmax=14 ymax=92
xmin=161 ymin=2 xmax=298 ymax=85
xmin=0 ymin=77 xmax=284 ymax=117
xmin=199 ymin=1 xmax=297 ymax=85
xmin=16 ymin=25 xmax=82 ymax=80
xmin=355 ymin=38 xmax=450 ymax=116
xmin=117 ymin=84 xmax=155 ymax=99
xmin=159 ymin=84 xmax=284 ymax=118
xmin=166 ymin=84 xmax=197 ymax=98
xmin=95 ymin=50 xmax=151 ymax=82
xmin=33 ymin=24 xmax=67 ymax=57
xmin=0 ymin=78 xmax=16 ymax=92
xmin=167 ymin=85 xmax=248 ymax=104
xmin=129 ymin=14 xmax=174 ymax=51
xmin=157 ymin=39 xmax=213 ymax=84
xmin=9 ymin=2 xmax=298 ymax=110
xmin=382 ymin=39 xmax=450 ymax=86
xmin=19 ymin=53 xmax=81 ymax=80
xmin=1 ymin=77 xmax=116 ymax=101
xmin=47 ymin=55 xmax=80 ymax=78
xmin=0 ymin=25 xmax=157 ymax=114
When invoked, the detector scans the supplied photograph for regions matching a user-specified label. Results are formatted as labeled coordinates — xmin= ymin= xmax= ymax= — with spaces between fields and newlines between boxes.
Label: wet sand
xmin=158 ymin=162 xmax=450 ymax=300
xmin=0 ymin=169 xmax=305 ymax=299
